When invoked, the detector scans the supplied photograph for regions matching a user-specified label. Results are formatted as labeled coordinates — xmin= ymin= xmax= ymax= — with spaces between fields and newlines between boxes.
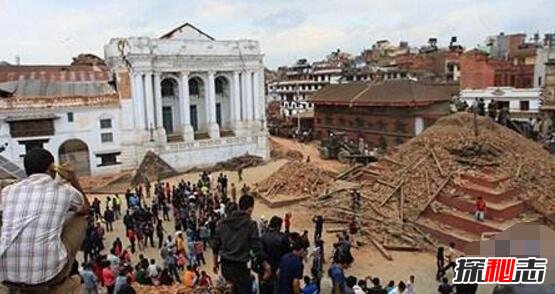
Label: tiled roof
xmin=310 ymin=79 xmax=459 ymax=107
xmin=0 ymin=61 xmax=114 ymax=99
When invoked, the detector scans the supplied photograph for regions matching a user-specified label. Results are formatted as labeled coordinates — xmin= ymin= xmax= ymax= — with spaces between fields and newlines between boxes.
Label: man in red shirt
xmin=475 ymin=196 xmax=486 ymax=221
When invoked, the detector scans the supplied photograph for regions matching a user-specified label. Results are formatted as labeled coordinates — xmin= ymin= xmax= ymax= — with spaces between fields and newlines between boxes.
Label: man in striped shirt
xmin=0 ymin=148 xmax=90 ymax=291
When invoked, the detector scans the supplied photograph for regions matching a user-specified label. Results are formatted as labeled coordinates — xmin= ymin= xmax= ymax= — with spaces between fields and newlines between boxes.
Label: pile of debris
xmin=310 ymin=113 xmax=555 ymax=257
xmin=269 ymin=138 xmax=304 ymax=160
xmin=256 ymin=161 xmax=335 ymax=199
xmin=132 ymin=151 xmax=178 ymax=185
xmin=207 ymin=154 xmax=264 ymax=172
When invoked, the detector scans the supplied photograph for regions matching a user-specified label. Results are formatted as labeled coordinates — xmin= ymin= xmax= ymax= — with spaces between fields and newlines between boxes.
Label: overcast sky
xmin=0 ymin=0 xmax=554 ymax=69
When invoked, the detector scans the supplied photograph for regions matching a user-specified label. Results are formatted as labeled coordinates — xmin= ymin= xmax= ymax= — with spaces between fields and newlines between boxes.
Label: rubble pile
xmin=310 ymin=113 xmax=555 ymax=256
xmin=207 ymin=154 xmax=264 ymax=172
xmin=256 ymin=161 xmax=335 ymax=199
xmin=269 ymin=138 xmax=304 ymax=160
xmin=132 ymin=151 xmax=178 ymax=185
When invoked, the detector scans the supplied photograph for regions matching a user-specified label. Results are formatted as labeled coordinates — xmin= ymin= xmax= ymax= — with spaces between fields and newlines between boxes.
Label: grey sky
xmin=0 ymin=0 xmax=553 ymax=69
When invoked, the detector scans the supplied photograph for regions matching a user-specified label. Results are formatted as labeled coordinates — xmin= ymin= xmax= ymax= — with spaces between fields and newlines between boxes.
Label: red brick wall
xmin=460 ymin=51 xmax=495 ymax=89
xmin=460 ymin=50 xmax=534 ymax=90
xmin=313 ymin=103 xmax=449 ymax=149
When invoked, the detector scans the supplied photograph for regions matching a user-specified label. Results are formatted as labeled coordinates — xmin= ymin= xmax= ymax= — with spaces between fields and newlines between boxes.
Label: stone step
xmin=423 ymin=209 xmax=506 ymax=236
xmin=416 ymin=218 xmax=481 ymax=249
xmin=458 ymin=173 xmax=511 ymax=190
xmin=454 ymin=181 xmax=519 ymax=204
xmin=436 ymin=193 xmax=527 ymax=221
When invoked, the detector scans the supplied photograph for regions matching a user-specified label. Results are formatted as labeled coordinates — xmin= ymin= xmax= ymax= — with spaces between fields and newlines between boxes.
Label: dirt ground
xmin=77 ymin=138 xmax=496 ymax=293
xmin=270 ymin=136 xmax=347 ymax=173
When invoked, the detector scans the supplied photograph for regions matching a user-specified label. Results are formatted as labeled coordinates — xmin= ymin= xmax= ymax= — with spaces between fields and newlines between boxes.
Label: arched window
xmin=215 ymin=76 xmax=229 ymax=96
xmin=161 ymin=79 xmax=177 ymax=97
xmin=189 ymin=78 xmax=200 ymax=96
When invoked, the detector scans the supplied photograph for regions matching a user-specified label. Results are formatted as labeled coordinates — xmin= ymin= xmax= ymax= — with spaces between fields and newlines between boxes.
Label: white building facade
xmin=0 ymin=24 xmax=269 ymax=177
xmin=460 ymin=87 xmax=542 ymax=121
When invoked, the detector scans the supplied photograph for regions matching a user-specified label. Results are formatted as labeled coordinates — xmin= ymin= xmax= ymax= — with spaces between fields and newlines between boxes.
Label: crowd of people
xmin=74 ymin=169 xmax=432 ymax=294
xmin=0 ymin=148 xmax=481 ymax=294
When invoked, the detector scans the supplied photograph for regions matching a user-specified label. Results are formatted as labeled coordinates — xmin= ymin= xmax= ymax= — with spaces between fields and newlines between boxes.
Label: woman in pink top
xmin=101 ymin=262 xmax=116 ymax=294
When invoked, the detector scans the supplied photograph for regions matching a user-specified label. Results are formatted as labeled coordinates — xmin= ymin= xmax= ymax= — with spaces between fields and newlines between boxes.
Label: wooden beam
xmin=416 ymin=174 xmax=452 ymax=219
xmin=368 ymin=236 xmax=393 ymax=261
xmin=429 ymin=147 xmax=445 ymax=176
xmin=383 ymin=244 xmax=421 ymax=252
xmin=377 ymin=179 xmax=397 ymax=188
xmin=425 ymin=169 xmax=430 ymax=197
xmin=380 ymin=179 xmax=404 ymax=207
xmin=335 ymin=165 xmax=360 ymax=180
xmin=400 ymin=185 xmax=405 ymax=221
xmin=383 ymin=156 xmax=404 ymax=166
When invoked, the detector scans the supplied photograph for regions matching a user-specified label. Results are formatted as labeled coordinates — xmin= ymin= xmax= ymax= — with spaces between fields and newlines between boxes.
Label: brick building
xmin=393 ymin=49 xmax=462 ymax=82
xmin=310 ymin=79 xmax=459 ymax=149
xmin=460 ymin=49 xmax=535 ymax=90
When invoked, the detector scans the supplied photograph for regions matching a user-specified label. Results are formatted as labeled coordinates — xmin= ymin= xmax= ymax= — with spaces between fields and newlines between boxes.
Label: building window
xmin=67 ymin=112 xmax=74 ymax=122
xmin=96 ymin=152 xmax=121 ymax=167
xmin=376 ymin=120 xmax=386 ymax=131
xmin=9 ymin=119 xmax=54 ymax=138
xmin=520 ymin=100 xmax=530 ymax=111
xmin=100 ymin=119 xmax=112 ymax=129
xmin=355 ymin=117 xmax=365 ymax=128
xmin=161 ymin=79 xmax=177 ymax=97
xmin=538 ymin=76 xmax=542 ymax=86
xmin=18 ymin=139 xmax=49 ymax=157
xmin=189 ymin=79 xmax=200 ymax=96
xmin=394 ymin=119 xmax=408 ymax=133
xmin=338 ymin=118 xmax=346 ymax=126
xmin=101 ymin=133 xmax=114 ymax=143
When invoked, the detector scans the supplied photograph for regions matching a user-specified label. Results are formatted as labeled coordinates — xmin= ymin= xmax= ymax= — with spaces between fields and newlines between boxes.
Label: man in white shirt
xmin=0 ymin=148 xmax=90 ymax=291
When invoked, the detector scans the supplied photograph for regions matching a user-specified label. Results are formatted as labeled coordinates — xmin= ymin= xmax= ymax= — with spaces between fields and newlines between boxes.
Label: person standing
xmin=487 ymin=99 xmax=497 ymax=120
xmin=330 ymin=257 xmax=351 ymax=294
xmin=230 ymin=182 xmax=237 ymax=203
xmin=436 ymin=246 xmax=445 ymax=281
xmin=212 ymin=195 xmax=270 ymax=294
xmin=156 ymin=221 xmax=166 ymax=249
xmin=405 ymin=275 xmax=415 ymax=294
xmin=102 ymin=261 xmax=116 ymax=294
xmin=237 ymin=167 xmax=244 ymax=182
xmin=104 ymin=206 xmax=115 ymax=232
xmin=80 ymin=262 xmax=99 ymax=294
xmin=284 ymin=212 xmax=292 ymax=234
xmin=260 ymin=216 xmax=291 ymax=294
xmin=312 ymin=215 xmax=324 ymax=242
xmin=277 ymin=240 xmax=305 ymax=294
xmin=0 ymin=148 xmax=90 ymax=290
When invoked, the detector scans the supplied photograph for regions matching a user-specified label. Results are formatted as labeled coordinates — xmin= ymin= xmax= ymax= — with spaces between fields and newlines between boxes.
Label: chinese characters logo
xmin=453 ymin=257 xmax=548 ymax=284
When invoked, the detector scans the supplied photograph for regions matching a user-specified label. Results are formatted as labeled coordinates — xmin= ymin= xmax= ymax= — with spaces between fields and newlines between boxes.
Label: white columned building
xmin=104 ymin=23 xmax=269 ymax=171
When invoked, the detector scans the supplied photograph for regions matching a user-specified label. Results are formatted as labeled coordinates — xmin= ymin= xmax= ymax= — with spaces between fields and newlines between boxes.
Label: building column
xmin=206 ymin=71 xmax=220 ymax=138
xmin=153 ymin=72 xmax=166 ymax=143
xmin=241 ymin=72 xmax=248 ymax=123
xmin=232 ymin=71 xmax=242 ymax=132
xmin=153 ymin=72 xmax=163 ymax=129
xmin=252 ymin=70 xmax=262 ymax=130
xmin=257 ymin=68 xmax=267 ymax=130
xmin=246 ymin=71 xmax=254 ymax=122
xmin=143 ymin=72 xmax=155 ymax=132
xmin=132 ymin=72 xmax=146 ymax=130
xmin=180 ymin=71 xmax=194 ymax=141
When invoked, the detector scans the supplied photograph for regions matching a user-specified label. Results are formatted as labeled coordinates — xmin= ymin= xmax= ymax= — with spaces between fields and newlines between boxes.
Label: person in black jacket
xmin=260 ymin=216 xmax=291 ymax=294
xmin=212 ymin=195 xmax=270 ymax=294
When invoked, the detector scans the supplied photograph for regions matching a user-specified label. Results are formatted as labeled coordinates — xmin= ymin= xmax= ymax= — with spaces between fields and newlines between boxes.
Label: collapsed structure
xmin=308 ymin=112 xmax=555 ymax=256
